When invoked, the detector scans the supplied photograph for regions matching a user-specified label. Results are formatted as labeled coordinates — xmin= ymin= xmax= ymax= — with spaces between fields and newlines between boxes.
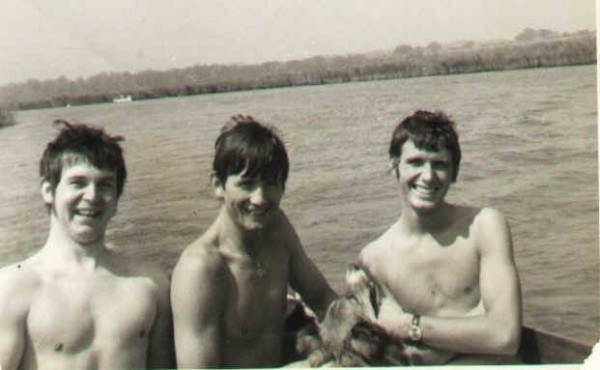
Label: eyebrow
xmin=66 ymin=172 xmax=117 ymax=181
xmin=405 ymin=151 xmax=449 ymax=158
xmin=98 ymin=176 xmax=117 ymax=183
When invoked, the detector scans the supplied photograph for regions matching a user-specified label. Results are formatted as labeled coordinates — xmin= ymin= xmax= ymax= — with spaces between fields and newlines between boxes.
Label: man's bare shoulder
xmin=471 ymin=207 xmax=512 ymax=251
xmin=0 ymin=257 xmax=42 ymax=307
xmin=473 ymin=206 xmax=508 ymax=224
xmin=173 ymin=232 xmax=226 ymax=284
xmin=358 ymin=223 xmax=399 ymax=270
xmin=459 ymin=205 xmax=509 ymax=237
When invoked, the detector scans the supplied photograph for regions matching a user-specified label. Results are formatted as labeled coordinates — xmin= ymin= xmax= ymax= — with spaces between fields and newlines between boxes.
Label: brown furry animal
xmin=315 ymin=264 xmax=409 ymax=366
xmin=285 ymin=265 xmax=407 ymax=366
xmin=288 ymin=264 xmax=458 ymax=366
xmin=318 ymin=264 xmax=457 ymax=366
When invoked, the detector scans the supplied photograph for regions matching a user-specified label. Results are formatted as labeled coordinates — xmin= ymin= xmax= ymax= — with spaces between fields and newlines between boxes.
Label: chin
xmin=242 ymin=213 xmax=276 ymax=231
xmin=411 ymin=201 xmax=442 ymax=214
xmin=244 ymin=224 xmax=265 ymax=232
xmin=71 ymin=227 xmax=105 ymax=244
xmin=241 ymin=220 xmax=268 ymax=232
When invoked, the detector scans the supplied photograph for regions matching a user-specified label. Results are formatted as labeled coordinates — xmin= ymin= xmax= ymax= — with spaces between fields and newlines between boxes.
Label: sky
xmin=0 ymin=0 xmax=596 ymax=86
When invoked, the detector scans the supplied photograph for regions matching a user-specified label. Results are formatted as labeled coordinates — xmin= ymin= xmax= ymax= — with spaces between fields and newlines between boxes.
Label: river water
xmin=0 ymin=65 xmax=597 ymax=345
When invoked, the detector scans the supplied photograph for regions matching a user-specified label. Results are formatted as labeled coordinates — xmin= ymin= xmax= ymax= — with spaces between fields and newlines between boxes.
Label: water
xmin=1 ymin=65 xmax=598 ymax=345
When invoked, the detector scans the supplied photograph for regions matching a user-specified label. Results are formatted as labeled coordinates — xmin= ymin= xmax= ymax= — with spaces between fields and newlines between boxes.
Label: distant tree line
xmin=0 ymin=106 xmax=16 ymax=127
xmin=0 ymin=28 xmax=595 ymax=111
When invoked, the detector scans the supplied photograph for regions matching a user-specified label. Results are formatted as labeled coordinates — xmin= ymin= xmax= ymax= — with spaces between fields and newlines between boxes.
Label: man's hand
xmin=315 ymin=296 xmax=407 ymax=366
xmin=375 ymin=295 xmax=411 ymax=340
xmin=294 ymin=321 xmax=333 ymax=367
xmin=375 ymin=296 xmax=459 ymax=365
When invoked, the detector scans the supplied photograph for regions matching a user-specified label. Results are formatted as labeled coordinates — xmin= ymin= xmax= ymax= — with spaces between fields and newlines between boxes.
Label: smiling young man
xmin=358 ymin=110 xmax=522 ymax=365
xmin=0 ymin=121 xmax=174 ymax=370
xmin=171 ymin=115 xmax=337 ymax=368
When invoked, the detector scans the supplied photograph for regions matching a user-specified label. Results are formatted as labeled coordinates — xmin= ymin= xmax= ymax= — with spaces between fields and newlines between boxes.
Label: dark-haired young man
xmin=171 ymin=115 xmax=337 ymax=368
xmin=359 ymin=110 xmax=522 ymax=365
xmin=0 ymin=121 xmax=174 ymax=370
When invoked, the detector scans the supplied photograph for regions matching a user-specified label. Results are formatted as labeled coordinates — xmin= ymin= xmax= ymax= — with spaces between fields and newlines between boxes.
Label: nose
xmin=83 ymin=183 xmax=99 ymax=201
xmin=249 ymin=185 xmax=266 ymax=205
xmin=421 ymin=163 xmax=436 ymax=182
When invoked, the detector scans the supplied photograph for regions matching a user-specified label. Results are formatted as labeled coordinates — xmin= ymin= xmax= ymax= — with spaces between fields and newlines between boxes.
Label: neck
xmin=216 ymin=207 xmax=264 ymax=257
xmin=399 ymin=202 xmax=452 ymax=234
xmin=41 ymin=216 xmax=107 ymax=268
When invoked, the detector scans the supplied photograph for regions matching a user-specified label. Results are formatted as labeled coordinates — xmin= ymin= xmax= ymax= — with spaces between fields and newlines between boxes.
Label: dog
xmin=305 ymin=264 xmax=457 ymax=366
xmin=283 ymin=294 xmax=331 ymax=366
xmin=315 ymin=264 xmax=409 ymax=366
xmin=288 ymin=264 xmax=407 ymax=366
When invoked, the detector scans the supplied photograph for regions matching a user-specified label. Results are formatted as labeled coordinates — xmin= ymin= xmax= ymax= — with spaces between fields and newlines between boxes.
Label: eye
xmin=406 ymin=158 xmax=424 ymax=167
xmin=69 ymin=178 xmax=87 ymax=188
xmin=238 ymin=179 xmax=257 ymax=190
xmin=98 ymin=180 xmax=116 ymax=192
xmin=433 ymin=160 xmax=450 ymax=170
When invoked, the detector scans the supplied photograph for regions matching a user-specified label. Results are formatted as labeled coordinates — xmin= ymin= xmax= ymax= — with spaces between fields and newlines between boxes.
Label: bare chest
xmin=26 ymin=274 xmax=157 ymax=355
xmin=381 ymin=240 xmax=481 ymax=315
xmin=223 ymin=256 xmax=289 ymax=341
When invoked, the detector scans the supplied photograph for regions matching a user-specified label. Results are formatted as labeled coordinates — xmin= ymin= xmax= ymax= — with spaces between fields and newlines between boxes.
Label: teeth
xmin=414 ymin=185 xmax=436 ymax=193
xmin=412 ymin=185 xmax=440 ymax=199
xmin=76 ymin=209 xmax=100 ymax=217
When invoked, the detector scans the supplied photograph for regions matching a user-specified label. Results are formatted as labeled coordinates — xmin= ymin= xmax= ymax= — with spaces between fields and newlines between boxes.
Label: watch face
xmin=409 ymin=327 xmax=421 ymax=341
xmin=409 ymin=320 xmax=422 ymax=341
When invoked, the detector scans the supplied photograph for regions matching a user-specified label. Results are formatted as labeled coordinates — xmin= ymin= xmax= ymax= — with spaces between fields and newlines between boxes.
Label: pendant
xmin=255 ymin=261 xmax=266 ymax=277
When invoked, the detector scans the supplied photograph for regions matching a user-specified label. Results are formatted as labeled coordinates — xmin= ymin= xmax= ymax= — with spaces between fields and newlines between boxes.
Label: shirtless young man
xmin=358 ymin=110 xmax=522 ymax=364
xmin=171 ymin=115 xmax=337 ymax=368
xmin=0 ymin=121 xmax=174 ymax=370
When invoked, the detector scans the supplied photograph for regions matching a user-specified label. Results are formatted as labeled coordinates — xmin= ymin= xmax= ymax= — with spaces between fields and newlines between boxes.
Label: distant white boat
xmin=113 ymin=95 xmax=133 ymax=103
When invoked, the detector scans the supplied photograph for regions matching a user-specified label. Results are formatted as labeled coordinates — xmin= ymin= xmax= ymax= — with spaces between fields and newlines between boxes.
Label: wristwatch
xmin=408 ymin=314 xmax=423 ymax=342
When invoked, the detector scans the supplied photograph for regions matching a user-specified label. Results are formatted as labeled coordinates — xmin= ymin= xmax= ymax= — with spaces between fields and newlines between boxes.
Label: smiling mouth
xmin=247 ymin=208 xmax=268 ymax=217
xmin=75 ymin=209 xmax=102 ymax=218
xmin=412 ymin=184 xmax=438 ymax=196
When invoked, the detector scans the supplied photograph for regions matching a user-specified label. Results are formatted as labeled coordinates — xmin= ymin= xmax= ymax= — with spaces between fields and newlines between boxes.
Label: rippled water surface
xmin=1 ymin=65 xmax=597 ymax=345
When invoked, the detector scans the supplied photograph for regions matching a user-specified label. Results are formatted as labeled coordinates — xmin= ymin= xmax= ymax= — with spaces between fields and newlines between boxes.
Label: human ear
xmin=389 ymin=158 xmax=400 ymax=181
xmin=210 ymin=172 xmax=225 ymax=198
xmin=41 ymin=179 xmax=54 ymax=205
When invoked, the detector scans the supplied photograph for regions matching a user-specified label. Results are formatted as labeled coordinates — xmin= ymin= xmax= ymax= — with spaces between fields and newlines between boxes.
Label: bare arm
xmin=0 ymin=266 xmax=30 ymax=370
xmin=147 ymin=270 xmax=175 ymax=369
xmin=171 ymin=247 xmax=224 ymax=368
xmin=376 ymin=208 xmax=522 ymax=355
xmin=287 ymin=221 xmax=338 ymax=320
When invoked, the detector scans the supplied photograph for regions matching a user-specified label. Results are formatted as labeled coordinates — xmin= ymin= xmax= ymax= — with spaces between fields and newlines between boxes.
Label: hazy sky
xmin=0 ymin=0 xmax=596 ymax=86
